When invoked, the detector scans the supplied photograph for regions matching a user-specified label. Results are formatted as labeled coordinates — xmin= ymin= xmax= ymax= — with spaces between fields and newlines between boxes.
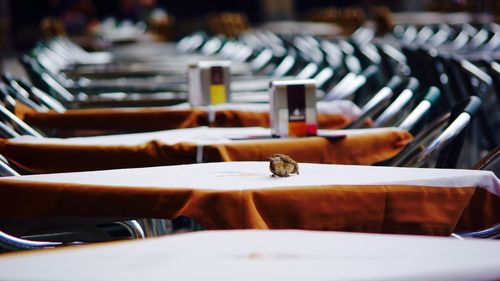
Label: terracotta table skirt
xmin=0 ymin=127 xmax=412 ymax=173
xmin=0 ymin=162 xmax=497 ymax=235
xmin=18 ymin=106 xmax=354 ymax=133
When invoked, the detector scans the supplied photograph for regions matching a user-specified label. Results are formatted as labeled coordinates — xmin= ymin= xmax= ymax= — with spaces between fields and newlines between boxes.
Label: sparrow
xmin=269 ymin=153 xmax=299 ymax=177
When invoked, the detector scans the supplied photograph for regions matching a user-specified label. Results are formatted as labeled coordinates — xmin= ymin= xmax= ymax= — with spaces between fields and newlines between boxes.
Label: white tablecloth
xmin=9 ymin=127 xmax=393 ymax=146
xmin=0 ymin=230 xmax=499 ymax=281
xmin=5 ymin=161 xmax=499 ymax=196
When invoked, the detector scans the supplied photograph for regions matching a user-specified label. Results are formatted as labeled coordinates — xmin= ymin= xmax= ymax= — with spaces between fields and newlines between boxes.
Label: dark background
xmin=1 ymin=0 xmax=498 ymax=50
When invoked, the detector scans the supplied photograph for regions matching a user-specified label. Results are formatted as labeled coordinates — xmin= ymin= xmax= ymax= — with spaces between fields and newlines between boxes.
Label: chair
xmin=0 ymin=158 xmax=145 ymax=252
xmin=323 ymin=65 xmax=380 ymax=101
xmin=380 ymin=112 xmax=450 ymax=167
xmin=270 ymin=49 xmax=299 ymax=78
xmin=451 ymin=146 xmax=500 ymax=240
xmin=374 ymin=87 xmax=443 ymax=167
xmin=176 ymin=32 xmax=208 ymax=53
xmin=0 ymin=83 xmax=17 ymax=112
xmin=15 ymin=78 xmax=66 ymax=113
xmin=320 ymin=40 xmax=344 ymax=70
xmin=397 ymin=86 xmax=441 ymax=134
xmin=0 ymin=104 xmax=43 ymax=137
xmin=347 ymin=75 xmax=405 ymax=129
xmin=296 ymin=62 xmax=320 ymax=79
xmin=312 ymin=67 xmax=335 ymax=92
xmin=402 ymin=96 xmax=482 ymax=168
xmin=250 ymin=48 xmax=277 ymax=73
xmin=200 ymin=36 xmax=225 ymax=56
xmin=375 ymin=43 xmax=409 ymax=79
xmin=452 ymin=224 xmax=500 ymax=240
xmin=21 ymin=60 xmax=186 ymax=108
xmin=0 ymin=110 xmax=168 ymax=244
xmin=472 ymin=146 xmax=499 ymax=172
xmin=350 ymin=41 xmax=382 ymax=71
xmin=373 ymin=77 xmax=419 ymax=127
xmin=0 ymin=229 xmax=64 ymax=252
xmin=455 ymin=58 xmax=498 ymax=150
xmin=0 ymin=121 xmax=20 ymax=139
xmin=2 ymin=73 xmax=48 ymax=112
xmin=0 ymin=219 xmax=145 ymax=252
xmin=38 ymin=71 xmax=76 ymax=104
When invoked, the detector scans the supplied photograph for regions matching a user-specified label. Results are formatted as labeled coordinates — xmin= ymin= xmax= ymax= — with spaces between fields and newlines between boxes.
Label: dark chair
xmin=451 ymin=146 xmax=500 ymax=240
xmin=397 ymin=86 xmax=441 ymax=134
xmin=472 ymin=146 xmax=499 ymax=173
xmin=452 ymin=224 xmax=500 ymax=240
xmin=0 ymin=158 xmax=145 ymax=252
xmin=402 ymin=96 xmax=482 ymax=168
xmin=0 ymin=104 xmax=43 ymax=137
xmin=322 ymin=65 xmax=380 ymax=101
xmin=373 ymin=77 xmax=419 ymax=127
xmin=2 ymin=73 xmax=48 ymax=112
xmin=0 ymin=121 xmax=20 ymax=139
xmin=16 ymin=78 xmax=66 ymax=113
xmin=347 ymin=75 xmax=405 ymax=129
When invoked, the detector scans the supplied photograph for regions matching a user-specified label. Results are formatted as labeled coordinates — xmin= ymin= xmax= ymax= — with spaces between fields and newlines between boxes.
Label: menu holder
xmin=270 ymin=79 xmax=318 ymax=138
xmin=188 ymin=61 xmax=231 ymax=106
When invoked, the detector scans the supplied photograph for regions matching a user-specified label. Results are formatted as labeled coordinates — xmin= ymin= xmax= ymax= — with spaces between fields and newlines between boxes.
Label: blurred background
xmin=0 ymin=0 xmax=498 ymax=87
xmin=1 ymin=0 xmax=498 ymax=50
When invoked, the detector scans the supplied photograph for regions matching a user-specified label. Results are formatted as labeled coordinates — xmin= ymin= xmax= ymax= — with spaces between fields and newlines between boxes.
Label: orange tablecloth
xmin=0 ymin=162 xmax=497 ymax=235
xmin=18 ymin=107 xmax=352 ymax=133
xmin=0 ymin=127 xmax=412 ymax=173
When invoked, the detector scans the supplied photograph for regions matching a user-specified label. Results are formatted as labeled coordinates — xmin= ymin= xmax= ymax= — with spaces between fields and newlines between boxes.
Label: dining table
xmin=1 ymin=229 xmax=500 ymax=281
xmin=0 ymin=161 xmax=497 ymax=235
xmin=15 ymin=100 xmax=362 ymax=134
xmin=0 ymin=126 xmax=411 ymax=174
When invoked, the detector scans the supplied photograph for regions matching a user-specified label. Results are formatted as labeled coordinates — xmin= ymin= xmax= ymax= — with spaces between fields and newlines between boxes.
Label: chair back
xmin=404 ymin=96 xmax=482 ymax=168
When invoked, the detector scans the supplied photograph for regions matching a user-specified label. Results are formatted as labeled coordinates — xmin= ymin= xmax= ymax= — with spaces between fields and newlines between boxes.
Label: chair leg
xmin=0 ymin=230 xmax=62 ymax=251
xmin=451 ymin=224 xmax=500 ymax=239
xmin=139 ymin=219 xmax=172 ymax=237
xmin=113 ymin=220 xmax=145 ymax=239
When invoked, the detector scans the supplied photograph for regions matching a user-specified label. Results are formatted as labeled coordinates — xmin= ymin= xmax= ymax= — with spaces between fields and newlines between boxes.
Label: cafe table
xmin=1 ymin=229 xmax=500 ymax=281
xmin=0 ymin=161 xmax=497 ymax=235
xmin=16 ymin=100 xmax=361 ymax=133
xmin=0 ymin=127 xmax=411 ymax=174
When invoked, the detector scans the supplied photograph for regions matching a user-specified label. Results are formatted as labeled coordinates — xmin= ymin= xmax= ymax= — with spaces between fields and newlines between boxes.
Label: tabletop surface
xmin=8 ymin=127 xmax=392 ymax=146
xmin=3 ymin=161 xmax=499 ymax=195
xmin=0 ymin=230 xmax=500 ymax=281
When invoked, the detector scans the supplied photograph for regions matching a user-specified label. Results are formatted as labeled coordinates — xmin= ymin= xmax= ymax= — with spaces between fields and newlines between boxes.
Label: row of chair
xmin=12 ymin=23 xmax=500 ymax=166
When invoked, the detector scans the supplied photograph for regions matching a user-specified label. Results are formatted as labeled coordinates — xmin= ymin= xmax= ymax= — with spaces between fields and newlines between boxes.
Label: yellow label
xmin=210 ymin=84 xmax=226 ymax=104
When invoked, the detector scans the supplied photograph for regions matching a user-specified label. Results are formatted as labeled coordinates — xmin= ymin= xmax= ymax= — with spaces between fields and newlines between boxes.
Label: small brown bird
xmin=269 ymin=154 xmax=299 ymax=177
